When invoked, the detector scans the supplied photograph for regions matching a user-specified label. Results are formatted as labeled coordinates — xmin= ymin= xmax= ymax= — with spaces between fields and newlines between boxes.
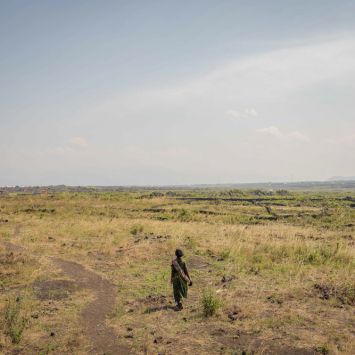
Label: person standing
xmin=171 ymin=248 xmax=192 ymax=311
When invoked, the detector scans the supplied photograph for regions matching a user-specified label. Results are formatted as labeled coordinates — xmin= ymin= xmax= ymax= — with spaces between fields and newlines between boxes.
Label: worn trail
xmin=4 ymin=225 xmax=131 ymax=355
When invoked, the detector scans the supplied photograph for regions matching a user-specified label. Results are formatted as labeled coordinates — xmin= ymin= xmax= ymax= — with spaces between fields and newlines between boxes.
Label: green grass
xmin=316 ymin=344 xmax=331 ymax=354
xmin=202 ymin=288 xmax=224 ymax=317
xmin=3 ymin=297 xmax=29 ymax=344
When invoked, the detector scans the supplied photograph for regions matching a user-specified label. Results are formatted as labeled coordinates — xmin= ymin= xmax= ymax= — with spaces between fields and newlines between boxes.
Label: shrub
xmin=4 ymin=297 xmax=29 ymax=343
xmin=202 ymin=289 xmax=223 ymax=317
xmin=130 ymin=224 xmax=144 ymax=236
xmin=316 ymin=344 xmax=331 ymax=354
xmin=179 ymin=209 xmax=192 ymax=221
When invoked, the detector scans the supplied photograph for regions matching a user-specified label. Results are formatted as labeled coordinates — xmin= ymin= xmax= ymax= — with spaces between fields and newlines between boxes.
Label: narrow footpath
xmin=4 ymin=225 xmax=132 ymax=355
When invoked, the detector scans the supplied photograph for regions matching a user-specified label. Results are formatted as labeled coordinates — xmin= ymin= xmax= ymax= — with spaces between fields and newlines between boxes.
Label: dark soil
xmin=204 ymin=325 xmax=317 ymax=355
xmin=314 ymin=283 xmax=355 ymax=305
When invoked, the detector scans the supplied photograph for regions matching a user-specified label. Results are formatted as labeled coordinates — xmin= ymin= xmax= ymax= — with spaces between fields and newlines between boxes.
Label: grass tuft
xmin=202 ymin=288 xmax=223 ymax=317
xmin=3 ymin=297 xmax=29 ymax=344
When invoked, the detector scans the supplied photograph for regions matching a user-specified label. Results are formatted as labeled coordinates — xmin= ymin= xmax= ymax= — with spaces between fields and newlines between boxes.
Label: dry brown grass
xmin=1 ymin=192 xmax=355 ymax=354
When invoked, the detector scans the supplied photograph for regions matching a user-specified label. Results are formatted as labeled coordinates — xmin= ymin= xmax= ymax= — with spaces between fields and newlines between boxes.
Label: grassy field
xmin=1 ymin=188 xmax=355 ymax=354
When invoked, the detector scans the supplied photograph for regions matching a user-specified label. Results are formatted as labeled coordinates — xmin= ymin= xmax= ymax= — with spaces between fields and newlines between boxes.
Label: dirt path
xmin=4 ymin=226 xmax=132 ymax=355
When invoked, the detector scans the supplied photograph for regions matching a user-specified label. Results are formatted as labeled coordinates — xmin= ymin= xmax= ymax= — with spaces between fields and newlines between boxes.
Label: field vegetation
xmin=1 ymin=187 xmax=355 ymax=354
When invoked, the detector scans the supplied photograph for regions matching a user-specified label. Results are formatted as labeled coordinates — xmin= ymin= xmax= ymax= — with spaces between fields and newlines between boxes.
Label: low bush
xmin=202 ymin=289 xmax=223 ymax=317
xmin=3 ymin=297 xmax=29 ymax=343
xmin=130 ymin=224 xmax=144 ymax=236
xmin=316 ymin=344 xmax=331 ymax=354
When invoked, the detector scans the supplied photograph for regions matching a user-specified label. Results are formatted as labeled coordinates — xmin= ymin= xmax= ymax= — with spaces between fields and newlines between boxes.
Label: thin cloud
xmin=226 ymin=110 xmax=240 ymax=118
xmin=257 ymin=126 xmax=308 ymax=140
xmin=244 ymin=108 xmax=258 ymax=116
xmin=257 ymin=126 xmax=282 ymax=137
xmin=288 ymin=131 xmax=309 ymax=141
xmin=328 ymin=134 xmax=355 ymax=145
xmin=69 ymin=137 xmax=88 ymax=147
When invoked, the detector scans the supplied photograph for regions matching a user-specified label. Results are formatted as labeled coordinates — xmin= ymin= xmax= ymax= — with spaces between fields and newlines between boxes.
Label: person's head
xmin=175 ymin=248 xmax=184 ymax=258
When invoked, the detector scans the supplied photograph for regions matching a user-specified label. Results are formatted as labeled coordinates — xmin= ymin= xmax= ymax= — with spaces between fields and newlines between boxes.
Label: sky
xmin=1 ymin=0 xmax=355 ymax=186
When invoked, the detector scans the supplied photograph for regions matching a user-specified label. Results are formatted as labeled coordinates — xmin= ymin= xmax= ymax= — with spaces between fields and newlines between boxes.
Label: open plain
xmin=1 ymin=186 xmax=355 ymax=355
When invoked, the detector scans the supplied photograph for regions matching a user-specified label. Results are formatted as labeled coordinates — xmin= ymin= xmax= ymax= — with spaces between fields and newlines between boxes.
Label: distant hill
xmin=326 ymin=176 xmax=355 ymax=182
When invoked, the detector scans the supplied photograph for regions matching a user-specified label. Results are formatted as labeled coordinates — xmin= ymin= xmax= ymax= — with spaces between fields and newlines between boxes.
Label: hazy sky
xmin=1 ymin=0 xmax=355 ymax=185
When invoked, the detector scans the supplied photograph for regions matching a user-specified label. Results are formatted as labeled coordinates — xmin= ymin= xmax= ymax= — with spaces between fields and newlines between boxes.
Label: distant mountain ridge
xmin=326 ymin=176 xmax=355 ymax=182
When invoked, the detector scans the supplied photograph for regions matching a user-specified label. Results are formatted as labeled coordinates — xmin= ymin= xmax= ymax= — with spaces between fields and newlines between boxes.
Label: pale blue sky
xmin=1 ymin=0 xmax=355 ymax=185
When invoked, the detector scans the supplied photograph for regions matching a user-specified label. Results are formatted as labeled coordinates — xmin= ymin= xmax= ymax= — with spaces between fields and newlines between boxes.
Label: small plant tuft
xmin=4 ymin=297 xmax=29 ymax=343
xmin=202 ymin=288 xmax=223 ymax=317
xmin=130 ymin=224 xmax=144 ymax=236
xmin=267 ymin=293 xmax=284 ymax=305
xmin=316 ymin=344 xmax=331 ymax=354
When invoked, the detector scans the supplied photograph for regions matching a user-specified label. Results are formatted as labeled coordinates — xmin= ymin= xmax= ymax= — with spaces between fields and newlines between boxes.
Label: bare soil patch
xmin=32 ymin=279 xmax=82 ymax=301
xmin=11 ymin=224 xmax=21 ymax=238
xmin=163 ymin=323 xmax=318 ymax=355
xmin=187 ymin=256 xmax=211 ymax=270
